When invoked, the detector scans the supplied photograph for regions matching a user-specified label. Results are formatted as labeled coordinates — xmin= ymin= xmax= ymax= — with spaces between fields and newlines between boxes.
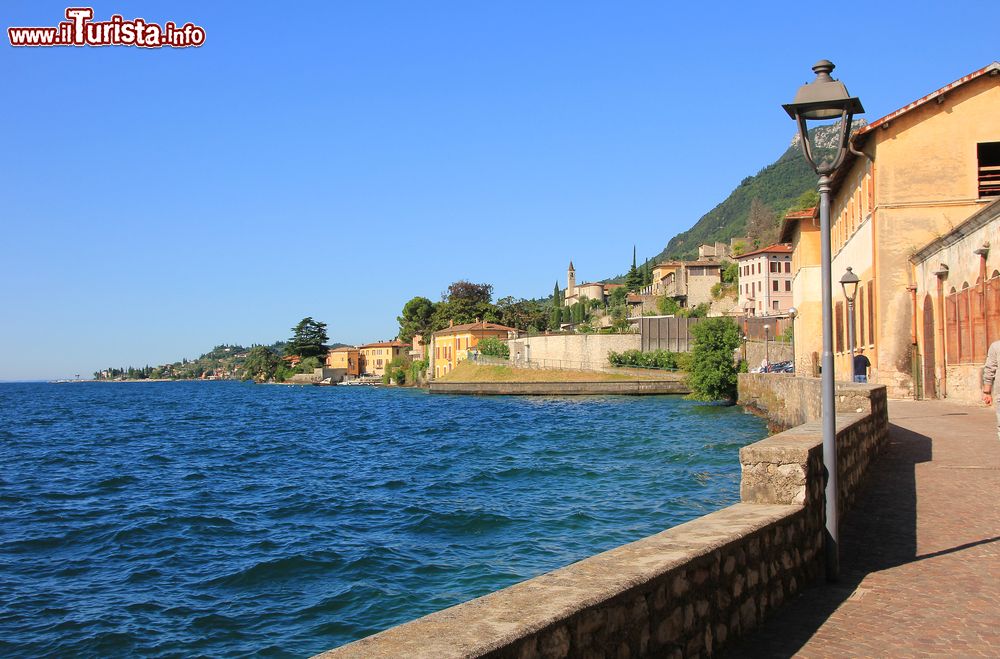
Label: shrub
xmin=607 ymin=349 xmax=682 ymax=370
xmin=408 ymin=358 xmax=429 ymax=385
xmin=383 ymin=355 xmax=412 ymax=385
xmin=657 ymin=296 xmax=681 ymax=315
xmin=477 ymin=337 xmax=510 ymax=359
xmin=687 ymin=317 xmax=742 ymax=403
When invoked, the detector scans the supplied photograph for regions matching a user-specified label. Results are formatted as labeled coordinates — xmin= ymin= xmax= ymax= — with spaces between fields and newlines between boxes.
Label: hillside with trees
xmin=92 ymin=317 xmax=347 ymax=382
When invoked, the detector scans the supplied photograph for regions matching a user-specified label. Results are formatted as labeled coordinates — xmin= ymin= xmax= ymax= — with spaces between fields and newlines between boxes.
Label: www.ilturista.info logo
xmin=8 ymin=7 xmax=205 ymax=48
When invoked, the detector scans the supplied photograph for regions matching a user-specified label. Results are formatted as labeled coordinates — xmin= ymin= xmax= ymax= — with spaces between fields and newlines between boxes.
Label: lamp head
xmin=783 ymin=60 xmax=864 ymax=120
xmin=840 ymin=266 xmax=860 ymax=302
xmin=783 ymin=60 xmax=864 ymax=175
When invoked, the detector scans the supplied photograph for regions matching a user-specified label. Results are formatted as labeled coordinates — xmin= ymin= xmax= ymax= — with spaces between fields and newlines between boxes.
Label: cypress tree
xmin=625 ymin=245 xmax=642 ymax=292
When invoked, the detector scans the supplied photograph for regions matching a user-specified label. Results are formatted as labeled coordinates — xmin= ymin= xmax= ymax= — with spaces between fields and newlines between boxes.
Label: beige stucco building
xmin=644 ymin=260 xmax=722 ymax=308
xmin=782 ymin=62 xmax=1000 ymax=398
xmin=325 ymin=346 xmax=361 ymax=378
xmin=735 ymin=244 xmax=793 ymax=316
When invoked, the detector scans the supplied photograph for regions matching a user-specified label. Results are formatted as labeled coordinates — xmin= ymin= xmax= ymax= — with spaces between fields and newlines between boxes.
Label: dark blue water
xmin=0 ymin=381 xmax=766 ymax=657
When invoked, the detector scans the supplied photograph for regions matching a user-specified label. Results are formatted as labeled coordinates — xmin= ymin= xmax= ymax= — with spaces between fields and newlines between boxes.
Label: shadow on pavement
xmin=724 ymin=423 xmax=932 ymax=658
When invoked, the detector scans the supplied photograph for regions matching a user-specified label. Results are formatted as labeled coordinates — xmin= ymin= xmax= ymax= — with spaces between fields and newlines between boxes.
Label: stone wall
xmin=315 ymin=378 xmax=889 ymax=659
xmin=736 ymin=373 xmax=883 ymax=429
xmin=743 ymin=340 xmax=793 ymax=370
xmin=508 ymin=334 xmax=641 ymax=372
xmin=429 ymin=379 xmax=689 ymax=396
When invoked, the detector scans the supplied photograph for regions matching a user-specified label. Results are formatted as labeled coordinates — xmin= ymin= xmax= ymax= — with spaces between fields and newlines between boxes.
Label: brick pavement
xmin=729 ymin=399 xmax=1000 ymax=658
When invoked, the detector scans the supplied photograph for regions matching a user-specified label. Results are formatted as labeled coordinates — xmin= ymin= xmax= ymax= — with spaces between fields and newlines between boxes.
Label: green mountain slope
xmin=657 ymin=145 xmax=816 ymax=260
xmin=645 ymin=122 xmax=864 ymax=265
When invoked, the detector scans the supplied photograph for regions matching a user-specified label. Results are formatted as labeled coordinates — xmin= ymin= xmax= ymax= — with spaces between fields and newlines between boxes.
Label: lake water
xmin=0 ymin=381 xmax=766 ymax=657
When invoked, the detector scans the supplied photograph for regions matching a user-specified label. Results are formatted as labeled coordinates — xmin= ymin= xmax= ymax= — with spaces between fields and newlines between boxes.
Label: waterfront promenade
xmin=732 ymin=399 xmax=1000 ymax=657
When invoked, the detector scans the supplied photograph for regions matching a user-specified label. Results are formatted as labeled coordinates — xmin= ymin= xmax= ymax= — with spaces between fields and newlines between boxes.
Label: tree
xmin=549 ymin=305 xmax=562 ymax=330
xmin=625 ymin=246 xmax=642 ymax=292
xmin=433 ymin=280 xmax=497 ymax=328
xmin=657 ymin=296 xmax=681 ymax=315
xmin=397 ymin=296 xmax=436 ymax=343
xmin=496 ymin=296 xmax=547 ymax=331
xmin=286 ymin=317 xmax=329 ymax=360
xmin=609 ymin=286 xmax=628 ymax=308
xmin=721 ymin=261 xmax=739 ymax=284
xmin=786 ymin=188 xmax=819 ymax=213
xmin=242 ymin=346 xmax=280 ymax=382
xmin=746 ymin=198 xmax=778 ymax=248
xmin=477 ymin=336 xmax=510 ymax=358
xmin=687 ymin=317 xmax=742 ymax=403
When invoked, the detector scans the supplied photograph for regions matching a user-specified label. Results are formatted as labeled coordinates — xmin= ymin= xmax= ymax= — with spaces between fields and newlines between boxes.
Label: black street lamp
xmin=841 ymin=266 xmax=860 ymax=365
xmin=784 ymin=59 xmax=864 ymax=582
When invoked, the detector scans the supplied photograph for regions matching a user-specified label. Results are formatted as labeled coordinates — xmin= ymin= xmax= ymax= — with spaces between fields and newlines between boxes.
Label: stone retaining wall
xmin=508 ymin=334 xmax=641 ymax=372
xmin=316 ymin=379 xmax=888 ymax=659
xmin=736 ymin=373 xmax=883 ymax=429
xmin=428 ymin=379 xmax=689 ymax=396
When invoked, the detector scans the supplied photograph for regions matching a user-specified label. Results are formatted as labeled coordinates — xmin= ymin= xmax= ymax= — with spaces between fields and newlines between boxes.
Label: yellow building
xmin=782 ymin=62 xmax=1000 ymax=397
xmin=358 ymin=341 xmax=408 ymax=377
xmin=325 ymin=346 xmax=361 ymax=378
xmin=430 ymin=321 xmax=518 ymax=378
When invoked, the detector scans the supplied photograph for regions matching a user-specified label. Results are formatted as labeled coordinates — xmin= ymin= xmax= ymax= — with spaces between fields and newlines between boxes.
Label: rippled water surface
xmin=0 ymin=381 xmax=766 ymax=657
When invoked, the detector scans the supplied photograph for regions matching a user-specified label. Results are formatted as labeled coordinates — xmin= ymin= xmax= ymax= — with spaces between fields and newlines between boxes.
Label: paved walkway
xmin=730 ymin=399 xmax=1000 ymax=658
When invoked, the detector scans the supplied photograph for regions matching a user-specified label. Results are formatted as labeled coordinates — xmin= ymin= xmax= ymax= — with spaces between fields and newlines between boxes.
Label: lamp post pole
xmin=841 ymin=267 xmax=860 ymax=368
xmin=788 ymin=307 xmax=798 ymax=373
xmin=764 ymin=323 xmax=771 ymax=369
xmin=783 ymin=59 xmax=863 ymax=582
xmin=817 ymin=173 xmax=839 ymax=578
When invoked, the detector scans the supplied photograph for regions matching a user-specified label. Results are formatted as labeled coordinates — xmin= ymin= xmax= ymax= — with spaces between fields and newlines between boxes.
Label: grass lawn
xmin=436 ymin=362 xmax=671 ymax=383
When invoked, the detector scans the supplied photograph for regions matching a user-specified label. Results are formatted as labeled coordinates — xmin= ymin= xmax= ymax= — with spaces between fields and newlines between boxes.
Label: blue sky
xmin=1 ymin=1 xmax=995 ymax=380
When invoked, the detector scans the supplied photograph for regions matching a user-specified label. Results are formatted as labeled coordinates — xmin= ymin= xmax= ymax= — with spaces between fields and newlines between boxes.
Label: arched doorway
xmin=922 ymin=294 xmax=937 ymax=399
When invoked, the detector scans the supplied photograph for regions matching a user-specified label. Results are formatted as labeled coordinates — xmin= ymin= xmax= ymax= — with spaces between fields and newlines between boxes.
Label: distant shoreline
xmin=53 ymin=378 xmax=220 ymax=384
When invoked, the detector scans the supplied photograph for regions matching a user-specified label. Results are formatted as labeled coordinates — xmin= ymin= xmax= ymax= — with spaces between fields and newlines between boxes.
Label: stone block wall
xmin=743 ymin=340 xmax=794 ymax=370
xmin=316 ymin=505 xmax=820 ymax=659
xmin=507 ymin=334 xmax=642 ymax=372
xmin=315 ymin=378 xmax=889 ymax=659
xmin=736 ymin=373 xmax=885 ymax=428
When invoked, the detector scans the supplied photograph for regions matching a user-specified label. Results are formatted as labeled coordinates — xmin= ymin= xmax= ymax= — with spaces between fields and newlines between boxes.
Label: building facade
xmin=429 ymin=321 xmax=518 ymax=379
xmin=735 ymin=244 xmax=794 ymax=316
xmin=358 ymin=341 xmax=408 ymax=377
xmin=782 ymin=62 xmax=1000 ymax=398
xmin=562 ymin=261 xmax=620 ymax=307
xmin=325 ymin=346 xmax=361 ymax=378
xmin=911 ymin=200 xmax=1000 ymax=403
xmin=645 ymin=260 xmax=722 ymax=308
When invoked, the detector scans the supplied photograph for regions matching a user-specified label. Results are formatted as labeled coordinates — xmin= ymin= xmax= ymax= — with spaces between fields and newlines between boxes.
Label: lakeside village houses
xmin=315 ymin=62 xmax=998 ymax=406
